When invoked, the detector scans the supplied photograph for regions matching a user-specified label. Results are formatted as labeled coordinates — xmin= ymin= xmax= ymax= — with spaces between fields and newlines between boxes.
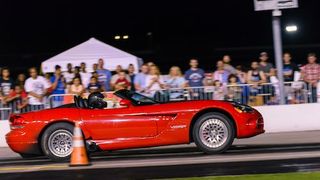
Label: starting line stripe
xmin=0 ymin=165 xmax=67 ymax=172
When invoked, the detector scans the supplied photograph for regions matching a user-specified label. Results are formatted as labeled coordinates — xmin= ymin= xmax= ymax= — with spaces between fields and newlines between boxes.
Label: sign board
xmin=254 ymin=0 xmax=299 ymax=11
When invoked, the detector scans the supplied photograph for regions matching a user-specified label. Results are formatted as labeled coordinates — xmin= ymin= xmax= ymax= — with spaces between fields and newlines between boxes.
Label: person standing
xmin=222 ymin=55 xmax=236 ymax=74
xmin=0 ymin=67 xmax=14 ymax=102
xmin=114 ymin=70 xmax=131 ymax=91
xmin=145 ymin=65 xmax=165 ymax=99
xmin=50 ymin=65 xmax=66 ymax=107
xmin=134 ymin=64 xmax=149 ymax=93
xmin=5 ymin=85 xmax=28 ymax=113
xmin=283 ymin=53 xmax=299 ymax=82
xmin=63 ymin=63 xmax=74 ymax=85
xmin=184 ymin=59 xmax=205 ymax=87
xmin=79 ymin=62 xmax=91 ymax=88
xmin=247 ymin=61 xmax=267 ymax=106
xmin=185 ymin=59 xmax=206 ymax=100
xmin=110 ymin=65 xmax=130 ymax=90
xmin=87 ymin=76 xmax=102 ymax=93
xmin=96 ymin=58 xmax=112 ymax=91
xmin=92 ymin=63 xmax=98 ymax=72
xmin=166 ymin=66 xmax=186 ymax=99
xmin=235 ymin=65 xmax=247 ymax=84
xmin=128 ymin=64 xmax=136 ymax=91
xmin=213 ymin=60 xmax=230 ymax=84
xmin=283 ymin=52 xmax=299 ymax=103
xmin=68 ymin=77 xmax=85 ymax=96
xmin=24 ymin=67 xmax=51 ymax=111
xmin=15 ymin=73 xmax=26 ymax=90
xmin=258 ymin=52 xmax=274 ymax=80
xmin=301 ymin=53 xmax=320 ymax=103
xmin=0 ymin=67 xmax=14 ymax=116
xmin=247 ymin=61 xmax=267 ymax=87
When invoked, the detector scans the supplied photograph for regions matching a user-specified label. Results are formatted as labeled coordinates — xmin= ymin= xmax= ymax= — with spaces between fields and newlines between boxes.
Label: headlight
xmin=230 ymin=102 xmax=254 ymax=113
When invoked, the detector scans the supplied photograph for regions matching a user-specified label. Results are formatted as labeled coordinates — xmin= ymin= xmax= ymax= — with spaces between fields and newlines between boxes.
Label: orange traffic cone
xmin=69 ymin=122 xmax=91 ymax=166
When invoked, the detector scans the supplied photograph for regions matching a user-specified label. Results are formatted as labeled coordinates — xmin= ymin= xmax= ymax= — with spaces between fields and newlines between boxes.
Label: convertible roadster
xmin=6 ymin=89 xmax=264 ymax=161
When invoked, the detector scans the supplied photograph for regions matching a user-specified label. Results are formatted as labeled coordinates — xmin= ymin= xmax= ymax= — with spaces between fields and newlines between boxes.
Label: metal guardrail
xmin=0 ymin=108 xmax=11 ymax=121
xmin=151 ymin=81 xmax=309 ymax=105
xmin=0 ymin=81 xmax=314 ymax=120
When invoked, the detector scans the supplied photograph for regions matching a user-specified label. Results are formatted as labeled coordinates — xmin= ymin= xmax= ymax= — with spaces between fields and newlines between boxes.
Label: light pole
xmin=272 ymin=9 xmax=285 ymax=105
xmin=254 ymin=0 xmax=299 ymax=105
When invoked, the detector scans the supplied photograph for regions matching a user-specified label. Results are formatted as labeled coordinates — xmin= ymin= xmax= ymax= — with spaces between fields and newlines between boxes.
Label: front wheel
xmin=41 ymin=123 xmax=74 ymax=162
xmin=193 ymin=112 xmax=235 ymax=154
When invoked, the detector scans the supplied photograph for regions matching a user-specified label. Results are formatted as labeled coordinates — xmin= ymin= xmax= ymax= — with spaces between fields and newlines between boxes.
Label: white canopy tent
xmin=41 ymin=37 xmax=143 ymax=73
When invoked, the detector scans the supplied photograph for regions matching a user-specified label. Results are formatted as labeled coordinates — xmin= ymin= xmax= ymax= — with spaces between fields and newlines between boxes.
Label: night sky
xmin=0 ymin=0 xmax=320 ymax=75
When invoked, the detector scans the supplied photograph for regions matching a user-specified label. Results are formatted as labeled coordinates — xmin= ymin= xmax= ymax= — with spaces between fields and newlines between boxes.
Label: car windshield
xmin=114 ymin=90 xmax=158 ymax=105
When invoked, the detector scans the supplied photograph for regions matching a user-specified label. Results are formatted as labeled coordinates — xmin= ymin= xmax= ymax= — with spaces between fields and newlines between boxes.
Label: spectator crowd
xmin=0 ymin=52 xmax=320 ymax=115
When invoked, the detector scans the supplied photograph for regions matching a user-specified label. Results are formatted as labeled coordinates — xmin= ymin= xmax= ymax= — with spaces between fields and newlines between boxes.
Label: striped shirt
xmin=301 ymin=63 xmax=320 ymax=82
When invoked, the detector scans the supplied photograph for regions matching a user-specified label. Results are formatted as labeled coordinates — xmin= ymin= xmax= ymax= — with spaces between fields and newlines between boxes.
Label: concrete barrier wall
xmin=0 ymin=120 xmax=10 ymax=147
xmin=0 ymin=103 xmax=320 ymax=147
xmin=255 ymin=103 xmax=320 ymax=133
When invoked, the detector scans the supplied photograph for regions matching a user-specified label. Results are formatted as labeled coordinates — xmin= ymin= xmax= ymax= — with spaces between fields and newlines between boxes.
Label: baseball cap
xmin=260 ymin=52 xmax=268 ymax=56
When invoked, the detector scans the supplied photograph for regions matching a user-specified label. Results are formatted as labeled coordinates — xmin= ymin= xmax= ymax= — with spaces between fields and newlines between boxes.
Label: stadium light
xmin=123 ymin=35 xmax=129 ymax=39
xmin=114 ymin=35 xmax=121 ymax=40
xmin=285 ymin=25 xmax=298 ymax=32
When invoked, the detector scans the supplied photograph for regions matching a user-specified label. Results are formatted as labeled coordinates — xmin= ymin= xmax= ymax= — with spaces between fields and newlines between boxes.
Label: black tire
xmin=192 ymin=112 xmax=235 ymax=154
xmin=40 ymin=122 xmax=74 ymax=162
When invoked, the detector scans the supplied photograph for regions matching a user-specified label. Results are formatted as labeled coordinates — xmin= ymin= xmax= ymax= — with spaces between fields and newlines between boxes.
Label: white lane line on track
xmin=0 ymin=151 xmax=320 ymax=173
xmin=1 ymin=144 xmax=319 ymax=165
xmin=91 ymin=151 xmax=320 ymax=169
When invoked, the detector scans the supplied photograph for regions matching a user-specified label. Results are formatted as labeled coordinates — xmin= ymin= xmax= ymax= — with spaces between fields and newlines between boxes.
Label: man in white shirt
xmin=80 ymin=62 xmax=92 ymax=89
xmin=63 ymin=63 xmax=74 ymax=85
xmin=24 ymin=67 xmax=51 ymax=111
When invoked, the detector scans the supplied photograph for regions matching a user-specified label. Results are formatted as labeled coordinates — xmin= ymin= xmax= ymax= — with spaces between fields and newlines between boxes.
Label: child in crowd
xmin=213 ymin=80 xmax=225 ymax=100
xmin=91 ymin=71 xmax=99 ymax=79
xmin=226 ymin=74 xmax=242 ymax=103
xmin=114 ymin=71 xmax=131 ymax=91
xmin=87 ymin=76 xmax=102 ymax=93
xmin=5 ymin=85 xmax=28 ymax=112
xmin=68 ymin=77 xmax=85 ymax=96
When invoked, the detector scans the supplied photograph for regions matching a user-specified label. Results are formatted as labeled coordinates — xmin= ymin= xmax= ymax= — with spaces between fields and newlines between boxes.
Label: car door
xmin=134 ymin=104 xmax=180 ymax=134
xmin=80 ymin=106 xmax=158 ymax=140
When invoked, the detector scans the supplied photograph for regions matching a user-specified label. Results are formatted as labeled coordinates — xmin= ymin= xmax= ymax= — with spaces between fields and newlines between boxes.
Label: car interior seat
xmin=74 ymin=96 xmax=89 ymax=108
xmin=74 ymin=96 xmax=80 ymax=108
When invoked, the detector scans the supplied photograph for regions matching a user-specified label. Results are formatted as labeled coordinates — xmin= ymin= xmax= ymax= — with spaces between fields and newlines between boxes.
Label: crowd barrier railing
xmin=0 ymin=107 xmax=11 ymax=121
xmin=0 ymin=81 xmax=313 ymax=120
xmin=150 ymin=81 xmax=309 ymax=106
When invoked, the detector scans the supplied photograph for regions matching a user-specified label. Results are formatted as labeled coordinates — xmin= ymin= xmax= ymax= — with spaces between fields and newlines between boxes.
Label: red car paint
xmin=6 ymin=96 xmax=264 ymax=155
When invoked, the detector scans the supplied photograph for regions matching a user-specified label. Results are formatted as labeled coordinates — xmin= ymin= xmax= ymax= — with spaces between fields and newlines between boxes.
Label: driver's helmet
xmin=87 ymin=92 xmax=108 ymax=109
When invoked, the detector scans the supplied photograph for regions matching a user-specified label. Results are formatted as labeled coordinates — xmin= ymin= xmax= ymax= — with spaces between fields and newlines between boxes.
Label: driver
xmin=87 ymin=92 xmax=108 ymax=109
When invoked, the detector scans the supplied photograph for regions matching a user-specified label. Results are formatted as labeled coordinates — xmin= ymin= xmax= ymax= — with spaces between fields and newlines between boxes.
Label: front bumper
xmin=236 ymin=109 xmax=265 ymax=138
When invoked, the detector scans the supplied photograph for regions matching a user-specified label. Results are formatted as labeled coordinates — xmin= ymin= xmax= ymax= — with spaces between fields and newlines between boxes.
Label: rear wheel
xmin=193 ymin=112 xmax=235 ymax=154
xmin=41 ymin=123 xmax=74 ymax=162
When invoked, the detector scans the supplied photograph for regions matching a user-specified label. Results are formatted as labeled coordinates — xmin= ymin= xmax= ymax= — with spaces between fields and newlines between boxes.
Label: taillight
xmin=10 ymin=115 xmax=26 ymax=130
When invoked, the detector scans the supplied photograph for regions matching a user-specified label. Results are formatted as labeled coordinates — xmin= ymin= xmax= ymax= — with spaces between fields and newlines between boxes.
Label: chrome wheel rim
xmin=48 ymin=129 xmax=73 ymax=157
xmin=199 ymin=118 xmax=228 ymax=148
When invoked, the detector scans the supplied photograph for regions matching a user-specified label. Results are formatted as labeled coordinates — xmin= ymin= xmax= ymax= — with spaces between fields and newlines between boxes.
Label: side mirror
xmin=119 ymin=99 xmax=132 ymax=107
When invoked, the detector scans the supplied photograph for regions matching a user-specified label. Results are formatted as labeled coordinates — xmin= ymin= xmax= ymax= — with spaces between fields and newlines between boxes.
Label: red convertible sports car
xmin=6 ymin=89 xmax=264 ymax=161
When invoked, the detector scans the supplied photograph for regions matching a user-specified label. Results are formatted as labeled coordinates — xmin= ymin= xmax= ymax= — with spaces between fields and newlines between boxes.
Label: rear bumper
xmin=6 ymin=130 xmax=42 ymax=155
